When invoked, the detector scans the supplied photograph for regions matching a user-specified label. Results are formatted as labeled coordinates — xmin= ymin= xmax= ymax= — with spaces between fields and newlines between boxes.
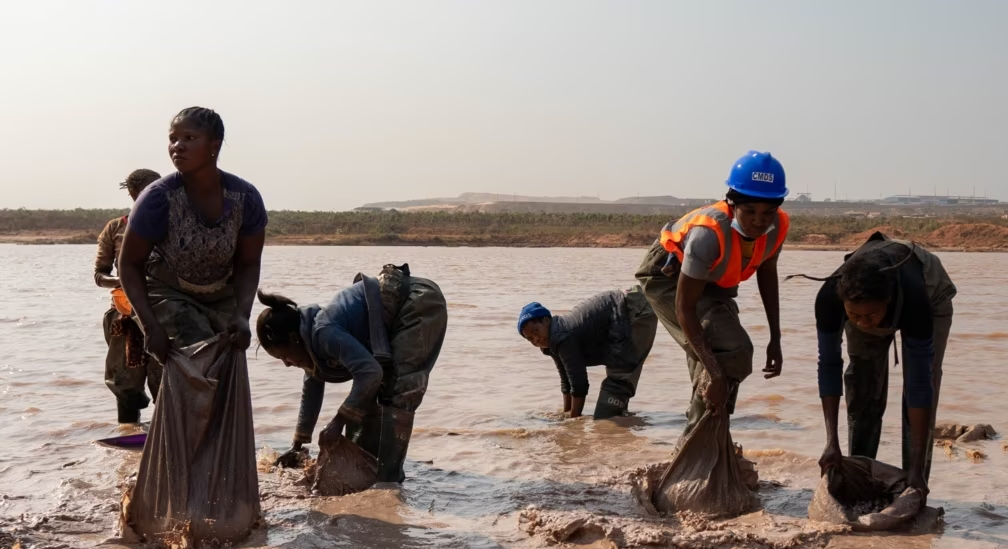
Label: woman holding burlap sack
xmin=117 ymin=107 xmax=267 ymax=544
xmin=257 ymin=263 xmax=448 ymax=487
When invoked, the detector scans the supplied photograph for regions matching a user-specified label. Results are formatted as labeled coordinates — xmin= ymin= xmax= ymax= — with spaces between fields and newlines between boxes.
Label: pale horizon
xmin=1 ymin=0 xmax=1005 ymax=211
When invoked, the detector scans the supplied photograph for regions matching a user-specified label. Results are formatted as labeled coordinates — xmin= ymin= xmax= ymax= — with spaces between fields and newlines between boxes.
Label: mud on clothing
xmin=292 ymin=272 xmax=449 ymax=445
xmin=815 ymin=232 xmax=956 ymax=479
xmin=96 ymin=215 xmax=154 ymax=422
xmin=543 ymin=287 xmax=657 ymax=418
xmin=636 ymin=203 xmax=786 ymax=435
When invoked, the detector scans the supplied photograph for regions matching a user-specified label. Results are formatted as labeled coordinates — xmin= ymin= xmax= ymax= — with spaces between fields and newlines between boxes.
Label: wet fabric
xmin=652 ymin=406 xmax=759 ymax=518
xmin=636 ymin=250 xmax=753 ymax=437
xmin=307 ymin=267 xmax=447 ymax=488
xmin=313 ymin=434 xmax=378 ymax=496
xmin=102 ymin=308 xmax=153 ymax=423
xmin=808 ymin=456 xmax=938 ymax=532
xmin=816 ymin=233 xmax=956 ymax=480
xmin=542 ymin=286 xmax=657 ymax=403
xmin=120 ymin=335 xmax=260 ymax=545
xmin=845 ymin=301 xmax=952 ymax=480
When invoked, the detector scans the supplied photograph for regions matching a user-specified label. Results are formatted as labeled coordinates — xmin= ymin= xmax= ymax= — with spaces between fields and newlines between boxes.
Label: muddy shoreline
xmin=1 ymin=230 xmax=1006 ymax=252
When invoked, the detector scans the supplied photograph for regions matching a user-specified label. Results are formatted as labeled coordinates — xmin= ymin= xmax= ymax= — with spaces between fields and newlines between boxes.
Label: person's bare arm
xmin=119 ymin=228 xmax=157 ymax=332
xmin=756 ymin=252 xmax=783 ymax=378
xmin=675 ymin=273 xmax=721 ymax=380
xmin=226 ymin=230 xmax=265 ymax=350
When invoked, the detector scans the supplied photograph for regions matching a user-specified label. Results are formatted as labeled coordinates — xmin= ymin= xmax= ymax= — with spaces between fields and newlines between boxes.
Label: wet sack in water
xmin=120 ymin=336 xmax=261 ymax=545
xmin=312 ymin=434 xmax=378 ymax=496
xmin=652 ymin=409 xmax=759 ymax=517
xmin=808 ymin=456 xmax=942 ymax=532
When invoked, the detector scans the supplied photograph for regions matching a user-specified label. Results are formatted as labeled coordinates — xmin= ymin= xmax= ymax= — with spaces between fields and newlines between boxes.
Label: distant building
xmin=881 ymin=194 xmax=999 ymax=205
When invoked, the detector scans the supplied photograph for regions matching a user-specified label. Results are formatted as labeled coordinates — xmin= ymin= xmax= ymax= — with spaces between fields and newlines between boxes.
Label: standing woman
xmin=95 ymin=169 xmax=160 ymax=424
xmin=119 ymin=107 xmax=267 ymax=363
xmin=117 ymin=107 xmax=267 ymax=536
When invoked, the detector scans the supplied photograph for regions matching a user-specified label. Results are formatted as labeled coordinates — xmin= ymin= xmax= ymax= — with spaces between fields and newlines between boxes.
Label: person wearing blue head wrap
xmin=518 ymin=287 xmax=657 ymax=419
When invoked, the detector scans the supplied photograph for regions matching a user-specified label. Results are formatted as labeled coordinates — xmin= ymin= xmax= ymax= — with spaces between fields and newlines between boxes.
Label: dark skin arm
xmin=119 ymin=227 xmax=169 ymax=363
xmin=818 ymin=396 xmax=843 ymax=473
xmin=227 ymin=230 xmax=266 ymax=350
xmin=568 ymin=396 xmax=586 ymax=418
xmin=95 ymin=272 xmax=121 ymax=289
xmin=755 ymin=252 xmax=783 ymax=379
xmin=675 ymin=272 xmax=727 ymax=410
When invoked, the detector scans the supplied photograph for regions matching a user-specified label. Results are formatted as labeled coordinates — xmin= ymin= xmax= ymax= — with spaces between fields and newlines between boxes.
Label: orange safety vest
xmin=659 ymin=201 xmax=790 ymax=288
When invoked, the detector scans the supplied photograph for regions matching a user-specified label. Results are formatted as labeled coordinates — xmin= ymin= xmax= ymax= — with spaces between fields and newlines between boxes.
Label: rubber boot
xmin=376 ymin=407 xmax=415 ymax=483
xmin=117 ymin=401 xmax=141 ymax=424
xmin=593 ymin=381 xmax=632 ymax=420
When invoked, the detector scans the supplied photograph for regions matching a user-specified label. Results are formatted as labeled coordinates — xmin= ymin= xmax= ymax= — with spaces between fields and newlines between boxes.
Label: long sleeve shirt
xmin=815 ymin=260 xmax=935 ymax=409
xmin=94 ymin=216 xmax=127 ymax=285
xmin=293 ymin=282 xmax=385 ymax=444
xmin=543 ymin=290 xmax=630 ymax=398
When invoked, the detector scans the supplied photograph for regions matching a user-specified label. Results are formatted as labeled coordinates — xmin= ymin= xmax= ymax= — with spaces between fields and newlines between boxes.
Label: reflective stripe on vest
xmin=659 ymin=201 xmax=790 ymax=288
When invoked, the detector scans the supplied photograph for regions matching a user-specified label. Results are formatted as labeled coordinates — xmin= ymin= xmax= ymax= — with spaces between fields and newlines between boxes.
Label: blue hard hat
xmin=517 ymin=302 xmax=551 ymax=334
xmin=725 ymin=151 xmax=788 ymax=199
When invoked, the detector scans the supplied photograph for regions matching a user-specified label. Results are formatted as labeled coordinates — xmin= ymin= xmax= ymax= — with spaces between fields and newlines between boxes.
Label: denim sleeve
xmin=817 ymin=329 xmax=845 ymax=398
xmin=554 ymin=342 xmax=589 ymax=398
xmin=902 ymin=335 xmax=935 ymax=409
xmin=294 ymin=374 xmax=326 ymax=444
xmin=313 ymin=324 xmax=383 ymax=419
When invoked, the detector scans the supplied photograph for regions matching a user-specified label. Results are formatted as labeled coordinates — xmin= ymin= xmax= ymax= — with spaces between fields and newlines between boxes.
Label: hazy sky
xmin=1 ymin=0 xmax=1005 ymax=211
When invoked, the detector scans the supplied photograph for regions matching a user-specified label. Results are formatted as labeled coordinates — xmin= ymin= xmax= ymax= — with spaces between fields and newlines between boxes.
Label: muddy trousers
xmin=636 ymin=274 xmax=753 ymax=438
xmin=346 ymin=277 xmax=449 ymax=483
xmin=845 ymin=302 xmax=952 ymax=481
xmin=594 ymin=287 xmax=657 ymax=419
xmin=103 ymin=308 xmax=159 ymax=423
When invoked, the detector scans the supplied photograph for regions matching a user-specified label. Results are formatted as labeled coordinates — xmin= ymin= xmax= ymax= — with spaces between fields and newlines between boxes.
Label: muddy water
xmin=0 ymin=244 xmax=1005 ymax=548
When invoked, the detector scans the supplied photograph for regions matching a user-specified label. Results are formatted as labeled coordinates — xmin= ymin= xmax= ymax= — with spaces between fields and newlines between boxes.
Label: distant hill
xmin=361 ymin=192 xmax=608 ymax=210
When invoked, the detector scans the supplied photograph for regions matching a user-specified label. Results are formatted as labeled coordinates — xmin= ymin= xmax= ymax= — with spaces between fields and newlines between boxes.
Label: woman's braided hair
xmin=173 ymin=107 xmax=225 ymax=142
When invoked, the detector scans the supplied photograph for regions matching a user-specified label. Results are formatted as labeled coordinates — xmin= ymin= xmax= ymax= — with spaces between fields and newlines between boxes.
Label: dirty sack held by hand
xmin=120 ymin=336 xmax=260 ymax=545
xmin=652 ymin=407 xmax=760 ymax=518
xmin=808 ymin=456 xmax=943 ymax=532
xmin=312 ymin=434 xmax=378 ymax=496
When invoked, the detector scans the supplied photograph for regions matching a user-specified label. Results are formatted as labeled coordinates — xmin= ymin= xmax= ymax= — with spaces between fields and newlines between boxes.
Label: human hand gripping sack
xmin=702 ymin=373 xmax=728 ymax=414
xmin=145 ymin=323 xmax=171 ymax=365
xmin=274 ymin=442 xmax=310 ymax=468
xmin=763 ymin=338 xmax=783 ymax=379
xmin=818 ymin=440 xmax=842 ymax=475
xmin=319 ymin=415 xmax=346 ymax=444
xmin=227 ymin=314 xmax=252 ymax=351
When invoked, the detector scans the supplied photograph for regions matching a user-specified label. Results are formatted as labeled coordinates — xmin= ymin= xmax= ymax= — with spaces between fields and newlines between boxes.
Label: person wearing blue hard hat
xmin=518 ymin=286 xmax=657 ymax=419
xmin=634 ymin=151 xmax=790 ymax=439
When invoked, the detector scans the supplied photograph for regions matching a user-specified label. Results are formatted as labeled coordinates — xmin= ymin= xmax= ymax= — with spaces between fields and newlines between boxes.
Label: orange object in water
xmin=111 ymin=288 xmax=132 ymax=316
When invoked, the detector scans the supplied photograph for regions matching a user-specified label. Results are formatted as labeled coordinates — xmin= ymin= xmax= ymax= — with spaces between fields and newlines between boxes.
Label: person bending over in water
xmin=635 ymin=151 xmax=789 ymax=438
xmin=809 ymin=232 xmax=955 ymax=505
xmin=95 ymin=168 xmax=160 ymax=424
xmin=259 ymin=263 xmax=448 ymax=483
xmin=518 ymin=287 xmax=657 ymax=419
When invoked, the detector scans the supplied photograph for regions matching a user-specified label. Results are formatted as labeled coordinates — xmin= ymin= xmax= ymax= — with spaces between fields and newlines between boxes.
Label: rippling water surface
xmin=0 ymin=245 xmax=1005 ymax=548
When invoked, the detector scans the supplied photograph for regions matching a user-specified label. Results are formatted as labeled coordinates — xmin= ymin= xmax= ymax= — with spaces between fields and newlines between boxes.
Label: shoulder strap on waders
xmin=353 ymin=273 xmax=394 ymax=366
